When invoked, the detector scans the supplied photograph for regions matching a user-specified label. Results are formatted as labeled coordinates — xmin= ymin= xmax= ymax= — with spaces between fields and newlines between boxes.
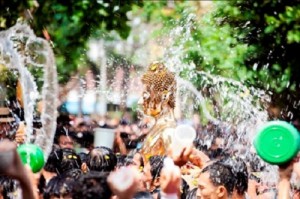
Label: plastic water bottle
xmin=254 ymin=121 xmax=300 ymax=165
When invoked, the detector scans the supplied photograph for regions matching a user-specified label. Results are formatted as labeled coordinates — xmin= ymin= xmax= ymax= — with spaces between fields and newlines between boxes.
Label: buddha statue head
xmin=140 ymin=62 xmax=176 ymax=118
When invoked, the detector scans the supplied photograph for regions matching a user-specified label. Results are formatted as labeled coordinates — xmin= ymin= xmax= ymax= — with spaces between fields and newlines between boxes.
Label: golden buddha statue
xmin=139 ymin=62 xmax=177 ymax=162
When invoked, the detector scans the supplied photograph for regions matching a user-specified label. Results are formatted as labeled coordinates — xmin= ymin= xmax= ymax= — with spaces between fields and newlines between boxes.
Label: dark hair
xmin=58 ymin=148 xmax=82 ymax=174
xmin=37 ymin=174 xmax=46 ymax=195
xmin=247 ymin=152 xmax=266 ymax=172
xmin=44 ymin=147 xmax=61 ymax=173
xmin=139 ymin=154 xmax=144 ymax=168
xmin=219 ymin=157 xmax=248 ymax=195
xmin=116 ymin=154 xmax=133 ymax=168
xmin=87 ymin=147 xmax=117 ymax=172
xmin=133 ymin=191 xmax=154 ymax=199
xmin=186 ymin=188 xmax=197 ymax=199
xmin=37 ymin=174 xmax=46 ymax=194
xmin=56 ymin=114 xmax=71 ymax=127
xmin=149 ymin=155 xmax=165 ymax=181
xmin=120 ymin=119 xmax=129 ymax=125
xmin=75 ymin=131 xmax=94 ymax=149
xmin=43 ymin=175 xmax=74 ymax=199
xmin=63 ymin=169 xmax=83 ymax=180
xmin=54 ymin=127 xmax=76 ymax=145
xmin=133 ymin=153 xmax=144 ymax=170
xmin=78 ymin=152 xmax=89 ymax=164
xmin=0 ymin=176 xmax=16 ymax=199
xmin=77 ymin=122 xmax=88 ymax=128
xmin=181 ymin=178 xmax=190 ymax=199
xmin=201 ymin=162 xmax=235 ymax=194
xmin=71 ymin=171 xmax=112 ymax=199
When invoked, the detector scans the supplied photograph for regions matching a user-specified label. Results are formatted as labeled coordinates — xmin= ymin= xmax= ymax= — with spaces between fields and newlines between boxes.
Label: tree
xmin=0 ymin=0 xmax=141 ymax=83
xmin=214 ymin=0 xmax=300 ymax=120
xmin=216 ymin=0 xmax=300 ymax=93
xmin=136 ymin=1 xmax=300 ymax=121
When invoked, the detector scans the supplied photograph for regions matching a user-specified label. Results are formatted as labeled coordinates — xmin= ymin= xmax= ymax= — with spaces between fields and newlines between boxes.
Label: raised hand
xmin=107 ymin=166 xmax=142 ymax=199
xmin=0 ymin=139 xmax=37 ymax=199
xmin=15 ymin=121 xmax=26 ymax=144
xmin=160 ymin=158 xmax=181 ymax=196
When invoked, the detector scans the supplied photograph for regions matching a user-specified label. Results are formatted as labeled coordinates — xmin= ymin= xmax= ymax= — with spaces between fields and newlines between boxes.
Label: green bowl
xmin=254 ymin=121 xmax=300 ymax=165
xmin=17 ymin=144 xmax=45 ymax=173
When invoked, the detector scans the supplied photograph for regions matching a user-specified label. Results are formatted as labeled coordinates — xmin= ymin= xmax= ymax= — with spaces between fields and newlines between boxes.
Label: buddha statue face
xmin=139 ymin=62 xmax=176 ymax=118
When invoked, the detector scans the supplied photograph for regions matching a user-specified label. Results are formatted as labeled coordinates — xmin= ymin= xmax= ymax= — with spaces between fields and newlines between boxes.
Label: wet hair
xmin=63 ymin=169 xmax=83 ymax=180
xmin=56 ymin=114 xmax=71 ymax=127
xmin=0 ymin=176 xmax=16 ymax=199
xmin=71 ymin=171 xmax=112 ymax=199
xmin=133 ymin=191 xmax=154 ymax=199
xmin=219 ymin=157 xmax=248 ymax=195
xmin=247 ymin=152 xmax=266 ymax=172
xmin=201 ymin=162 xmax=235 ymax=194
xmin=138 ymin=154 xmax=145 ymax=168
xmin=75 ymin=131 xmax=94 ymax=149
xmin=133 ymin=153 xmax=144 ymax=171
xmin=87 ymin=147 xmax=117 ymax=172
xmin=44 ymin=147 xmax=61 ymax=173
xmin=149 ymin=155 xmax=165 ymax=181
xmin=207 ymin=148 xmax=226 ymax=159
xmin=43 ymin=175 xmax=74 ymax=199
xmin=186 ymin=187 xmax=197 ymax=199
xmin=58 ymin=148 xmax=82 ymax=175
xmin=37 ymin=174 xmax=46 ymax=195
xmin=181 ymin=178 xmax=190 ymax=199
xmin=78 ymin=152 xmax=88 ymax=164
xmin=54 ymin=127 xmax=76 ymax=145
xmin=116 ymin=154 xmax=133 ymax=168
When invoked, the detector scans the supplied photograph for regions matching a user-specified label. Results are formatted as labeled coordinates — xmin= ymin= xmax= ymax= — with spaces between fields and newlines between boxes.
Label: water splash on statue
xmin=153 ymin=13 xmax=276 ymax=183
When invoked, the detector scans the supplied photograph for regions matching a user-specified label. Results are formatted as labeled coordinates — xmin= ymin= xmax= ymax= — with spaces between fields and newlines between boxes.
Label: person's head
xmin=143 ymin=155 xmax=165 ymax=191
xmin=58 ymin=148 xmax=82 ymax=175
xmin=248 ymin=152 xmax=266 ymax=172
xmin=54 ymin=127 xmax=75 ymax=149
xmin=180 ymin=178 xmax=190 ymax=199
xmin=86 ymin=146 xmax=117 ymax=172
xmin=76 ymin=122 xmax=89 ymax=132
xmin=43 ymin=175 xmax=74 ymax=199
xmin=0 ymin=122 xmax=15 ymax=140
xmin=56 ymin=114 xmax=71 ymax=128
xmin=116 ymin=154 xmax=135 ymax=169
xmin=198 ymin=162 xmax=235 ymax=199
xmin=186 ymin=187 xmax=198 ymax=199
xmin=219 ymin=157 xmax=248 ymax=196
xmin=133 ymin=153 xmax=144 ymax=171
xmin=78 ymin=152 xmax=88 ymax=164
xmin=44 ymin=147 xmax=61 ymax=174
xmin=71 ymin=171 xmax=112 ymax=199
xmin=75 ymin=131 xmax=94 ymax=151
xmin=63 ymin=169 xmax=83 ymax=180
xmin=0 ymin=176 xmax=16 ymax=199
xmin=0 ymin=108 xmax=17 ymax=140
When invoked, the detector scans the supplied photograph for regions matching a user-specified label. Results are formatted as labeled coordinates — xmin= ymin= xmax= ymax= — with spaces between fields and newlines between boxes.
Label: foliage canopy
xmin=0 ymin=0 xmax=140 ymax=83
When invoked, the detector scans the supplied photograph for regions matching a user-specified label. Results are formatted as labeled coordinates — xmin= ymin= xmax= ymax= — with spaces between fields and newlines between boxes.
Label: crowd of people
xmin=0 ymin=53 xmax=296 ymax=199
xmin=0 ymin=107 xmax=300 ymax=199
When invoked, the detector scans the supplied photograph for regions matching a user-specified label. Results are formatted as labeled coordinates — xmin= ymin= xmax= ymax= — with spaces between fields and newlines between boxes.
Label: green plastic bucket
xmin=17 ymin=144 xmax=45 ymax=173
xmin=254 ymin=121 xmax=300 ymax=165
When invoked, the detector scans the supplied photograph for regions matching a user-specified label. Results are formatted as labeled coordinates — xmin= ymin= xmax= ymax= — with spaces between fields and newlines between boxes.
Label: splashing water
xmin=0 ymin=24 xmax=38 ymax=142
xmin=158 ymin=13 xmax=278 ymax=183
xmin=0 ymin=23 xmax=58 ymax=161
